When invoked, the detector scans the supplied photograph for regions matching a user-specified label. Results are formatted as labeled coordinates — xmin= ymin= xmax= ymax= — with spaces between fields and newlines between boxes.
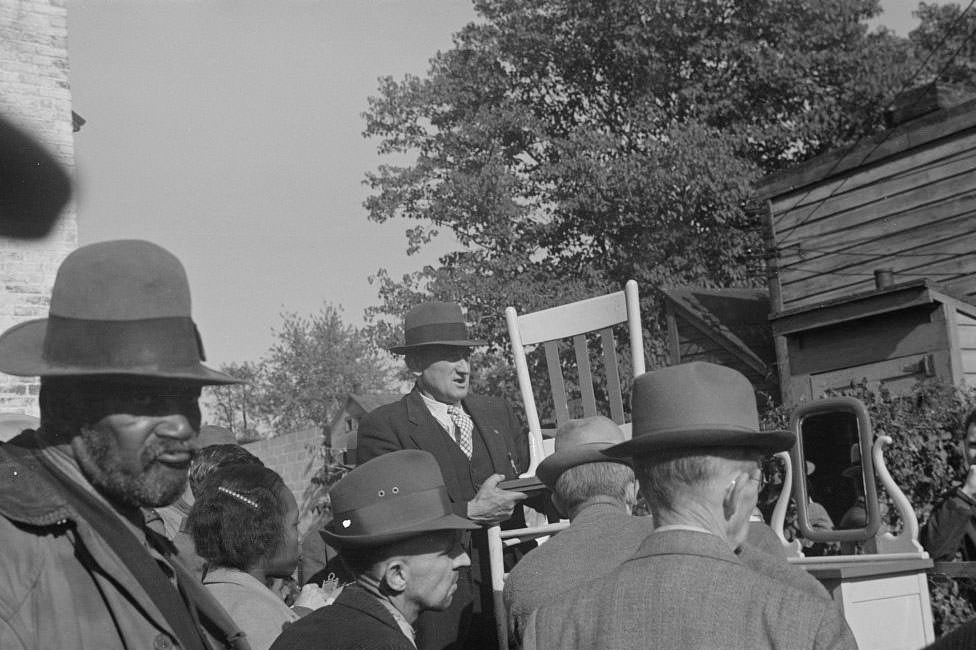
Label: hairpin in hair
xmin=217 ymin=486 xmax=260 ymax=510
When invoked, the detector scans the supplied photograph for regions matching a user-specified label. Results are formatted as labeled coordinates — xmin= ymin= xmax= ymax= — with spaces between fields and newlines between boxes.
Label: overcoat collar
xmin=336 ymin=584 xmax=410 ymax=640
xmin=631 ymin=528 xmax=742 ymax=566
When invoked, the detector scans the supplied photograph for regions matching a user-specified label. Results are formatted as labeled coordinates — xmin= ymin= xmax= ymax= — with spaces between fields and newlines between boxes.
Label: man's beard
xmin=73 ymin=428 xmax=191 ymax=509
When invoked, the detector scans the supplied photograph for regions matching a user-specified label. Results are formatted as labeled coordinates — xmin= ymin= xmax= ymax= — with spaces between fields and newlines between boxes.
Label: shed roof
xmin=754 ymin=95 xmax=976 ymax=201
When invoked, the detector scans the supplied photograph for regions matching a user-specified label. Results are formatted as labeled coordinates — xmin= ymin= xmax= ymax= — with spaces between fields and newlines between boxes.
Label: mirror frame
xmin=789 ymin=396 xmax=882 ymax=545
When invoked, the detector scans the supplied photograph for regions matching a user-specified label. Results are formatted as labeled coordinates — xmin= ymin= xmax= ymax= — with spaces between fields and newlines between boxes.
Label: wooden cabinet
xmin=798 ymin=558 xmax=935 ymax=650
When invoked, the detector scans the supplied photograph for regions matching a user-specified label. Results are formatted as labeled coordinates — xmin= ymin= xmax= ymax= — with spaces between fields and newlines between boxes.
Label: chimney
xmin=884 ymin=83 xmax=974 ymax=128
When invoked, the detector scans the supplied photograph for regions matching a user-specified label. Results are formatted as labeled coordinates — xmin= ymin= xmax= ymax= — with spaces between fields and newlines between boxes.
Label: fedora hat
xmin=322 ymin=449 xmax=479 ymax=548
xmin=607 ymin=362 xmax=794 ymax=457
xmin=388 ymin=301 xmax=486 ymax=354
xmin=0 ymin=240 xmax=239 ymax=385
xmin=537 ymin=416 xmax=631 ymax=488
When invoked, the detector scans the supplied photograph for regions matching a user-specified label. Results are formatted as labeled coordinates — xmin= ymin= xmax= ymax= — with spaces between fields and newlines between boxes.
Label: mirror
xmin=789 ymin=397 xmax=881 ymax=547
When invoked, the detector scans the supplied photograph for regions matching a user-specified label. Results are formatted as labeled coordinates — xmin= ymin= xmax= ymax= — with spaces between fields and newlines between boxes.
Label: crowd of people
xmin=3 ymin=237 xmax=976 ymax=650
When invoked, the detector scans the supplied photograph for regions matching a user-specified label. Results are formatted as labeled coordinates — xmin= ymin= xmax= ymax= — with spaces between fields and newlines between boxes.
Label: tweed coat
xmin=357 ymin=387 xmax=530 ymax=650
xmin=503 ymin=500 xmax=654 ymax=642
xmin=522 ymin=529 xmax=856 ymax=650
xmin=269 ymin=584 xmax=413 ymax=650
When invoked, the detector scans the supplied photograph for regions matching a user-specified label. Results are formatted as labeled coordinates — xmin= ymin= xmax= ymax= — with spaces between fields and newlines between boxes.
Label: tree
xmin=206 ymin=361 xmax=265 ymax=440
xmin=910 ymin=2 xmax=976 ymax=93
xmin=362 ymin=0 xmax=915 ymax=393
xmin=205 ymin=304 xmax=395 ymax=437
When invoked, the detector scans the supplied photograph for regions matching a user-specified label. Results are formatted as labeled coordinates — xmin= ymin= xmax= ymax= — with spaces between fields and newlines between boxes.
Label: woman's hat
xmin=322 ymin=450 xmax=479 ymax=548
xmin=388 ymin=302 xmax=486 ymax=354
xmin=0 ymin=239 xmax=239 ymax=385
xmin=607 ymin=362 xmax=794 ymax=457
xmin=537 ymin=416 xmax=631 ymax=488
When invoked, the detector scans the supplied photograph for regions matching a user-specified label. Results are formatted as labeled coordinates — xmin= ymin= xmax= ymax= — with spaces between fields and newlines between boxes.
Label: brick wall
xmin=243 ymin=427 xmax=325 ymax=507
xmin=0 ymin=0 xmax=78 ymax=415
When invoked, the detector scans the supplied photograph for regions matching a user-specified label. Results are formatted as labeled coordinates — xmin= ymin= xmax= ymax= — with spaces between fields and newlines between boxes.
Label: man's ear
xmin=382 ymin=558 xmax=409 ymax=595
xmin=722 ymin=472 xmax=750 ymax=521
xmin=624 ymin=479 xmax=639 ymax=513
xmin=405 ymin=352 xmax=423 ymax=374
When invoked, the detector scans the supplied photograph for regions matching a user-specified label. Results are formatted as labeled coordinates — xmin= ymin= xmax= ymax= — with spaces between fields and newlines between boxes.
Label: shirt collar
xmin=417 ymin=387 xmax=457 ymax=434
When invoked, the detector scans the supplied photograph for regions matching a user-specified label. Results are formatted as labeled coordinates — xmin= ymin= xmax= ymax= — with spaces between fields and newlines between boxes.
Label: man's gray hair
xmin=634 ymin=448 xmax=762 ymax=518
xmin=553 ymin=461 xmax=635 ymax=515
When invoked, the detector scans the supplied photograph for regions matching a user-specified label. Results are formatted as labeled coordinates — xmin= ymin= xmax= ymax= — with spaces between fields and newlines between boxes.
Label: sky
xmin=67 ymin=0 xmax=949 ymax=368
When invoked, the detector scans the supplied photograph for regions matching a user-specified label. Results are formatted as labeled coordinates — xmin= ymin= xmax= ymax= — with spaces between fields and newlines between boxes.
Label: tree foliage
xmin=205 ymin=304 xmax=394 ymax=437
xmin=362 ymin=0 xmax=917 ymax=396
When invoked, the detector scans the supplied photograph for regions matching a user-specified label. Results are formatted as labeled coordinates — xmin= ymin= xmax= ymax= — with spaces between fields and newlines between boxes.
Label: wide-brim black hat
xmin=607 ymin=362 xmax=794 ymax=458
xmin=388 ymin=301 xmax=486 ymax=354
xmin=0 ymin=240 xmax=239 ymax=386
xmin=322 ymin=449 xmax=479 ymax=548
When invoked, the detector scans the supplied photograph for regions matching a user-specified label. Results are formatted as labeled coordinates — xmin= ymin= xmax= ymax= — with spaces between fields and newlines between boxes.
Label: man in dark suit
xmin=270 ymin=450 xmax=480 ymax=650
xmin=357 ymin=301 xmax=530 ymax=650
xmin=522 ymin=363 xmax=857 ymax=650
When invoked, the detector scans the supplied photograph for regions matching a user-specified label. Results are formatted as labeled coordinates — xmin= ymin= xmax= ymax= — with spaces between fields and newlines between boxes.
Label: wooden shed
xmin=661 ymin=287 xmax=780 ymax=402
xmin=755 ymin=85 xmax=976 ymax=404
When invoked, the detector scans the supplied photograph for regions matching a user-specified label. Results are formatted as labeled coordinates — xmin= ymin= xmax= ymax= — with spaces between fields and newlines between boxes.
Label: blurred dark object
xmin=0 ymin=113 xmax=72 ymax=239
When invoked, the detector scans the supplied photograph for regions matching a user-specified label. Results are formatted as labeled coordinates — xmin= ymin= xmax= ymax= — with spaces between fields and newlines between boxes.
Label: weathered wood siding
xmin=673 ymin=313 xmax=771 ymax=394
xmin=767 ymin=128 xmax=976 ymax=312
xmin=785 ymin=306 xmax=949 ymax=400
xmin=960 ymin=310 xmax=976 ymax=387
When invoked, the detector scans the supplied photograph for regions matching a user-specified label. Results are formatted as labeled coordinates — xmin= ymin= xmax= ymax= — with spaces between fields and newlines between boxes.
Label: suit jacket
xmin=269 ymin=584 xmax=413 ymax=650
xmin=357 ymin=388 xmax=529 ymax=515
xmin=504 ymin=501 xmax=654 ymax=643
xmin=522 ymin=529 xmax=856 ymax=650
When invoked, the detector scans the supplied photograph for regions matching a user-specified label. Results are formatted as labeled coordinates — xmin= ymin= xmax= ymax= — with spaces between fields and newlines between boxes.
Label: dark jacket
xmin=0 ymin=431 xmax=246 ymax=650
xmin=921 ymin=488 xmax=976 ymax=561
xmin=269 ymin=584 xmax=414 ymax=650
xmin=357 ymin=388 xmax=529 ymax=515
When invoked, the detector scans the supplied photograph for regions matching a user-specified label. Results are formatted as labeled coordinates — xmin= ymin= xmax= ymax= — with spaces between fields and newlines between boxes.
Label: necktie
xmin=447 ymin=405 xmax=474 ymax=459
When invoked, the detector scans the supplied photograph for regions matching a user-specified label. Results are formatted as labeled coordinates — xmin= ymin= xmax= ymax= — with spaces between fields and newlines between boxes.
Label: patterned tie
xmin=447 ymin=405 xmax=474 ymax=459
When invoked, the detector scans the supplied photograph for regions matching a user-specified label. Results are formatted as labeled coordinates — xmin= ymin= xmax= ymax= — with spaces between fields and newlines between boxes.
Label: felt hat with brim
xmin=607 ymin=362 xmax=794 ymax=458
xmin=322 ymin=449 xmax=479 ymax=548
xmin=0 ymin=240 xmax=239 ymax=386
xmin=537 ymin=415 xmax=632 ymax=488
xmin=388 ymin=302 xmax=486 ymax=354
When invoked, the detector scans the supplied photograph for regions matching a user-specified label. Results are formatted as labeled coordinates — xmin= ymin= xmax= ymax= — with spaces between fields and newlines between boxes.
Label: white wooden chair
xmin=506 ymin=279 xmax=646 ymax=476
xmin=488 ymin=280 xmax=646 ymax=649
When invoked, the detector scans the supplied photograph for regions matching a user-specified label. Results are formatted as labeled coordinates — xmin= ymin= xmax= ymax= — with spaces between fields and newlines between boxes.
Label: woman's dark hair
xmin=188 ymin=444 xmax=264 ymax=498
xmin=188 ymin=464 xmax=289 ymax=571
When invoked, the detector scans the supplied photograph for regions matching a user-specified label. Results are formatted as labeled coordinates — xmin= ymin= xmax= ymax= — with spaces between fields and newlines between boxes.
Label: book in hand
xmin=497 ymin=475 xmax=547 ymax=493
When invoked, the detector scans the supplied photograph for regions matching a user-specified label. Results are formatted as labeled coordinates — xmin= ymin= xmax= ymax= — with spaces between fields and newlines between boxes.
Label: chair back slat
xmin=543 ymin=340 xmax=570 ymax=426
xmin=516 ymin=291 xmax=627 ymax=344
xmin=601 ymin=328 xmax=625 ymax=424
xmin=574 ymin=334 xmax=597 ymax=418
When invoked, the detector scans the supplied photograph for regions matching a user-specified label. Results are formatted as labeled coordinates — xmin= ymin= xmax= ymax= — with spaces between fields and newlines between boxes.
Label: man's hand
xmin=467 ymin=474 xmax=528 ymax=526
xmin=961 ymin=465 xmax=976 ymax=499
